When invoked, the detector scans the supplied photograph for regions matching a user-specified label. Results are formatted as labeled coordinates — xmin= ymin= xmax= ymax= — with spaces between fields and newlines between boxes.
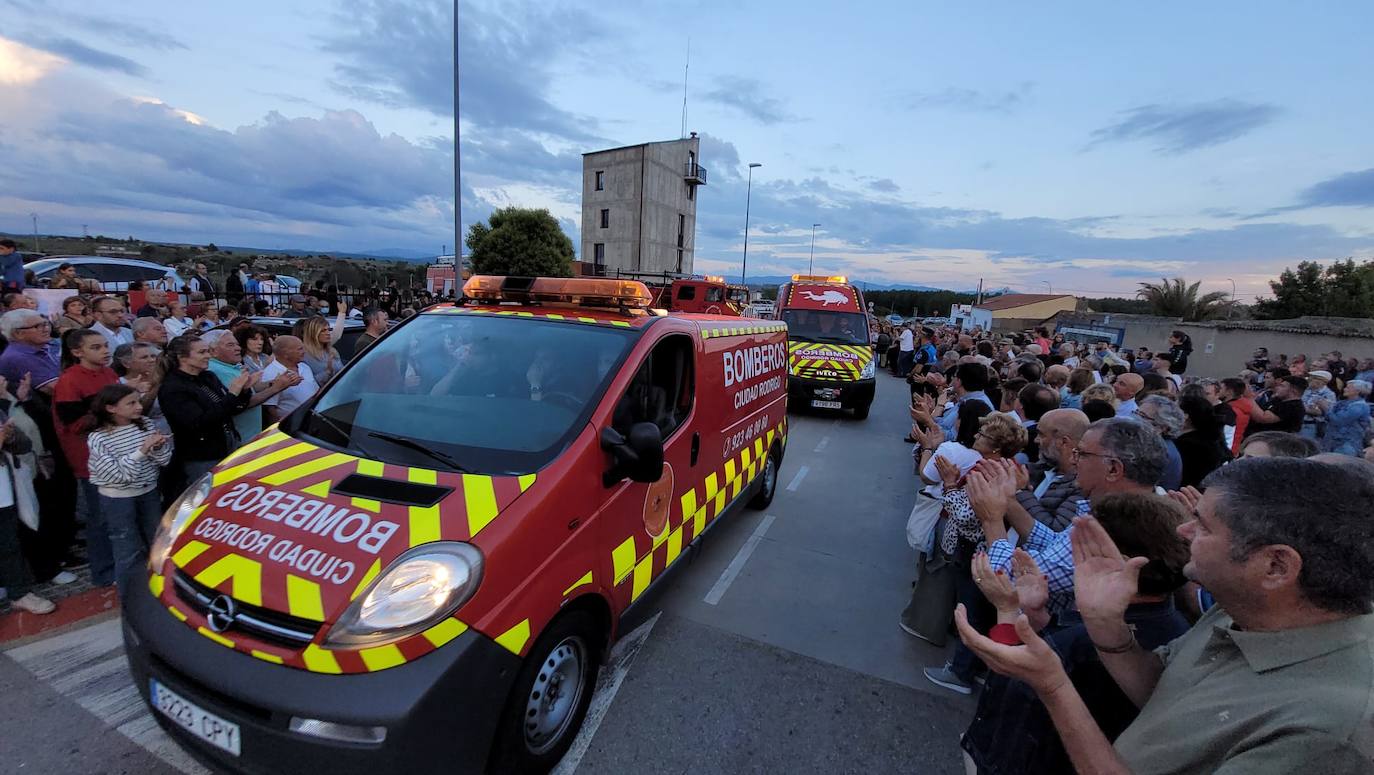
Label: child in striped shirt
xmin=87 ymin=383 xmax=173 ymax=595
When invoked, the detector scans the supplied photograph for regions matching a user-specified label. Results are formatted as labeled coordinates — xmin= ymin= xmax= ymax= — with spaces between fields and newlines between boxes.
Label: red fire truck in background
xmin=617 ymin=272 xmax=750 ymax=316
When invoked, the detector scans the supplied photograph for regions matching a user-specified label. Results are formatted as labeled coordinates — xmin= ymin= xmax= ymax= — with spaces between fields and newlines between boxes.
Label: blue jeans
xmin=79 ymin=479 xmax=116 ymax=586
xmin=98 ymin=490 xmax=163 ymax=596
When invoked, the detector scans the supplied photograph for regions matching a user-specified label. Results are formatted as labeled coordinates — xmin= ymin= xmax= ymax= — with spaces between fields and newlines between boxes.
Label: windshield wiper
xmin=367 ymin=431 xmax=471 ymax=473
xmin=308 ymin=410 xmax=381 ymax=459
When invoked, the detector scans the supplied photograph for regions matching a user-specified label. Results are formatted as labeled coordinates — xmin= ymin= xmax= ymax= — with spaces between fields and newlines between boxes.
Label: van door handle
xmin=690 ymin=432 xmax=700 ymax=466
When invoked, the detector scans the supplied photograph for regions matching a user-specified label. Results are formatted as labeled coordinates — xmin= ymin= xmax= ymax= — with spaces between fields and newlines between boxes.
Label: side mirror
xmin=600 ymin=422 xmax=664 ymax=486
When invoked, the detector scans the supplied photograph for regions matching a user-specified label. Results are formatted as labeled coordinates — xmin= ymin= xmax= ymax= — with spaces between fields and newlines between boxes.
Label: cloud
xmin=322 ymin=0 xmax=603 ymax=143
xmin=29 ymin=36 xmax=148 ymax=77
xmin=700 ymin=76 xmax=801 ymax=125
xmin=905 ymin=83 xmax=1033 ymax=114
xmin=867 ymin=178 xmax=900 ymax=193
xmin=1087 ymin=100 xmax=1281 ymax=154
xmin=1296 ymin=168 xmax=1374 ymax=208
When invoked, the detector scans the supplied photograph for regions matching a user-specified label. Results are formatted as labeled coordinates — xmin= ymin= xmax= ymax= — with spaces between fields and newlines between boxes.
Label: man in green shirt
xmin=202 ymin=330 xmax=300 ymax=445
xmin=355 ymin=307 xmax=389 ymax=353
xmin=956 ymin=456 xmax=1374 ymax=774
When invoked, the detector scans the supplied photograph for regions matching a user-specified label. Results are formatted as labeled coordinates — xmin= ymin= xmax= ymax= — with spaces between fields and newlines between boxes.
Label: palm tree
xmin=1136 ymin=278 xmax=1232 ymax=321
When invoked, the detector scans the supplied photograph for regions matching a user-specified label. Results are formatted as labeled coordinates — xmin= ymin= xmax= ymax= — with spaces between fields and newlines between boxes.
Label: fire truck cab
xmin=122 ymin=276 xmax=789 ymax=775
xmin=621 ymin=272 xmax=749 ymax=316
xmin=777 ymin=275 xmax=876 ymax=420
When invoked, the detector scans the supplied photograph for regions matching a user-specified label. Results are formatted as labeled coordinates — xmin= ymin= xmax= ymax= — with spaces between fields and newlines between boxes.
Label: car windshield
xmin=292 ymin=312 xmax=634 ymax=474
xmin=781 ymin=309 xmax=869 ymax=345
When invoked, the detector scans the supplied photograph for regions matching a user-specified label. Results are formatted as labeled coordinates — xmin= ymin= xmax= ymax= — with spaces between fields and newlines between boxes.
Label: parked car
xmin=25 ymin=256 xmax=186 ymax=292
xmin=884 ymin=313 xmax=904 ymax=325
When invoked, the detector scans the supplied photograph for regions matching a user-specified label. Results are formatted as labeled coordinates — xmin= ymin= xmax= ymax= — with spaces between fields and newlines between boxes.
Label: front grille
xmin=173 ymin=571 xmax=322 ymax=649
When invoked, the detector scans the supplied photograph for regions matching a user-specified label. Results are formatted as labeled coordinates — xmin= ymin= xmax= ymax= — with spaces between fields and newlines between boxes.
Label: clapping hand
xmin=140 ymin=432 xmax=169 ymax=454
xmin=1070 ymin=516 xmax=1147 ymax=626
xmin=16 ymin=372 xmax=31 ymax=403
xmin=127 ymin=375 xmax=152 ymax=396
xmin=1166 ymin=486 xmax=1202 ymax=516
xmin=0 ymin=419 xmax=13 ymax=444
xmin=933 ymin=454 xmax=962 ymax=489
xmin=971 ymin=551 xmax=1020 ymax=617
xmin=228 ymin=370 xmax=258 ymax=395
xmin=1011 ymin=549 xmax=1049 ymax=615
xmin=954 ymin=604 xmax=1069 ymax=696
xmin=273 ymin=370 xmax=303 ymax=389
xmin=965 ymin=470 xmax=1011 ymax=530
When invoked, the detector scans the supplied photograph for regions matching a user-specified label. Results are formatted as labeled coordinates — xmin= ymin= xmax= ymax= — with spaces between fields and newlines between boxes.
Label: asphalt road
xmin=1 ymin=372 xmax=973 ymax=774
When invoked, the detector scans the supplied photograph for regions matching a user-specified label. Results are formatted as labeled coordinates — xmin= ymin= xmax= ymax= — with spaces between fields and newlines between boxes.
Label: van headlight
xmin=148 ymin=473 xmax=213 ymax=573
xmin=323 ymin=543 xmax=483 ymax=648
xmin=860 ymin=359 xmax=876 ymax=379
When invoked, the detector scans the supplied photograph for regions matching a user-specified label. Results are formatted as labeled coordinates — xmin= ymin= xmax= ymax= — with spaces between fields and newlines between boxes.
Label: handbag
xmin=11 ymin=453 xmax=40 ymax=531
xmin=905 ymin=491 xmax=944 ymax=553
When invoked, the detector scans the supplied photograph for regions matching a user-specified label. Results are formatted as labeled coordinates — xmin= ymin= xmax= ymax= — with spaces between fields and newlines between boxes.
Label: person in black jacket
xmin=157 ymin=335 xmax=255 ymax=483
xmin=1166 ymin=330 xmax=1192 ymax=375
xmin=1174 ymin=394 xmax=1233 ymax=488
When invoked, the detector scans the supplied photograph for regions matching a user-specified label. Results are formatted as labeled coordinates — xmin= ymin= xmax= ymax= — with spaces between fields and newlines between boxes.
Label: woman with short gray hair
xmin=1324 ymin=379 xmax=1372 ymax=456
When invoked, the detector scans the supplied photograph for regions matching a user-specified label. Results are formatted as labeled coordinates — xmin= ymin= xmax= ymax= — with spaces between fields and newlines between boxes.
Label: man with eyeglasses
xmin=971 ymin=417 xmax=1167 ymax=615
xmin=90 ymin=296 xmax=134 ymax=351
xmin=0 ymin=309 xmax=61 ymax=394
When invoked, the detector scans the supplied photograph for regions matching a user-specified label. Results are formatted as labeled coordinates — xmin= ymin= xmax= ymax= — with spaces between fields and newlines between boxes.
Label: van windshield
xmin=781 ymin=309 xmax=869 ymax=345
xmin=292 ymin=313 xmax=634 ymax=475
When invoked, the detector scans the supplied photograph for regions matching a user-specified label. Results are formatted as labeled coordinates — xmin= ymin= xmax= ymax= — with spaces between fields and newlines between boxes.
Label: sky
xmin=1 ymin=0 xmax=1372 ymax=299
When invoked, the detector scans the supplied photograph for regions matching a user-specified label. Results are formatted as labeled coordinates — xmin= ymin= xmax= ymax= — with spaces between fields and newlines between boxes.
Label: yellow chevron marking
xmin=351 ymin=497 xmax=381 ymax=512
xmin=212 ymin=442 xmax=315 ymax=487
xmin=360 ymin=644 xmax=407 ymax=671
xmin=167 ymin=606 xmax=188 ymax=622
xmin=408 ymin=468 xmax=437 ymax=485
xmin=578 ymin=317 xmax=597 ymax=324
xmin=518 ymin=473 xmax=537 ymax=492
xmin=494 ymin=619 xmax=532 ymax=654
xmin=666 ymin=524 xmax=684 ymax=566
xmin=545 ymin=313 xmax=566 ymax=320
xmin=351 ymin=559 xmax=382 ymax=601
xmin=357 ymin=459 xmax=385 ymax=476
xmin=261 ymin=452 xmax=356 ymax=485
xmin=740 ymin=446 xmax=752 ymax=470
xmin=219 ymin=431 xmax=289 ymax=466
xmin=562 ymin=571 xmax=594 ymax=597
xmin=250 ymin=650 xmax=283 ymax=664
xmin=754 ymin=437 xmax=765 ymax=459
xmin=767 ymin=429 xmax=776 ymax=447
xmin=724 ymin=459 xmax=737 ymax=483
xmin=704 ymin=473 xmax=719 ymax=499
xmin=631 ymin=555 xmax=652 ymax=601
xmin=171 ymin=540 xmax=211 ymax=568
xmin=197 ymin=627 xmax=234 ymax=648
xmin=194 ymin=554 xmax=263 ymax=607
xmin=680 ymin=489 xmax=697 ymax=522
xmin=611 ymin=321 xmax=631 ymax=328
xmin=409 ymin=504 xmax=441 ymax=547
xmin=693 ymin=506 xmax=706 ymax=536
xmin=301 ymin=481 xmax=331 ymax=498
xmin=148 ymin=573 xmax=165 ymax=598
xmin=423 ymin=618 xmax=469 ymax=648
xmin=302 ymin=644 xmax=342 ymax=674
xmin=612 ymin=536 xmax=637 ymax=584
xmin=285 ymin=574 xmax=325 ymax=621
xmin=464 ymin=474 xmax=500 ymax=536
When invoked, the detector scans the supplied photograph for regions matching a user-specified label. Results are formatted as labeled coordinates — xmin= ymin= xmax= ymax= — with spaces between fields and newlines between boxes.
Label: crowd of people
xmin=884 ymin=319 xmax=1374 ymax=773
xmin=0 ymin=276 xmax=391 ymax=616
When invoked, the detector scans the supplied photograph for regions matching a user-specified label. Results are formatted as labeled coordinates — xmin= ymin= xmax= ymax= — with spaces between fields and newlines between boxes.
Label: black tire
xmin=852 ymin=401 xmax=871 ymax=420
xmin=749 ymin=447 xmax=780 ymax=509
xmin=488 ymin=610 xmax=603 ymax=774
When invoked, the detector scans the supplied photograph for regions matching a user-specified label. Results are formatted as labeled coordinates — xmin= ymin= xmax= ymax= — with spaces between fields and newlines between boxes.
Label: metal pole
xmin=29 ymin=213 xmax=39 ymax=252
xmin=1042 ymin=280 xmax=1052 ymax=294
xmin=809 ymin=223 xmax=820 ymax=275
xmin=453 ymin=0 xmax=461 ymax=261
xmin=741 ymin=162 xmax=761 ymax=285
xmin=1226 ymin=277 xmax=1236 ymax=319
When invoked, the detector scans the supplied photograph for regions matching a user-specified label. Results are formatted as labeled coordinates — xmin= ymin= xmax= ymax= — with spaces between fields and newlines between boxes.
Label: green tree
xmin=1135 ymin=277 xmax=1232 ymax=321
xmin=466 ymin=208 xmax=574 ymax=277
xmin=1253 ymin=259 xmax=1374 ymax=319
xmin=1086 ymin=296 xmax=1153 ymax=314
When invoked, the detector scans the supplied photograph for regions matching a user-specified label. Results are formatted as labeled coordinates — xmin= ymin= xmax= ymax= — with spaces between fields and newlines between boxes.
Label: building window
xmin=677 ymin=249 xmax=684 ymax=272
xmin=600 ymin=208 xmax=609 ymax=229
xmin=687 ymin=183 xmax=694 ymax=201
xmin=595 ymin=171 xmax=604 ymax=191
xmin=677 ymin=214 xmax=685 ymax=246
xmin=593 ymin=243 xmax=605 ymax=265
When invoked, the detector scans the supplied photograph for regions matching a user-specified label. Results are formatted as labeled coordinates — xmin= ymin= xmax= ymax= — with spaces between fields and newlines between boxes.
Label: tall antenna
xmin=680 ymin=37 xmax=691 ymax=138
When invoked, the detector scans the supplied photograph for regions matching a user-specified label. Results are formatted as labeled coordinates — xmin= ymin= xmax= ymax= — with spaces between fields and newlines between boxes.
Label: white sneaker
xmin=50 ymin=571 xmax=79 ymax=585
xmin=14 ymin=592 xmax=56 ymax=615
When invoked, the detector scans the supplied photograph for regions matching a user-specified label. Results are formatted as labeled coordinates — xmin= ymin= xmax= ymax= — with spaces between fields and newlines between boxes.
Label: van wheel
xmin=749 ymin=448 xmax=779 ymax=509
xmin=489 ymin=611 xmax=602 ymax=774
xmin=853 ymin=402 xmax=871 ymax=420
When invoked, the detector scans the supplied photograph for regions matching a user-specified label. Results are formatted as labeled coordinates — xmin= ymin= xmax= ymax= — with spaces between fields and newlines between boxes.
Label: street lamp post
xmin=1226 ymin=277 xmax=1236 ymax=319
xmin=453 ymin=1 xmax=461 ymax=263
xmin=29 ymin=213 xmax=39 ymax=252
xmin=809 ymin=223 xmax=820 ymax=275
xmin=1041 ymin=280 xmax=1052 ymax=294
xmin=741 ymin=162 xmax=761 ymax=285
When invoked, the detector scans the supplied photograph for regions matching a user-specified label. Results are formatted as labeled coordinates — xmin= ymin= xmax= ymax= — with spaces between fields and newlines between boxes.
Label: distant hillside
xmin=742 ymin=274 xmax=950 ymax=292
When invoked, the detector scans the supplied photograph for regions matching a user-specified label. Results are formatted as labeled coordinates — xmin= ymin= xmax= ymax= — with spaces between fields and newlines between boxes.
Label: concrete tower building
xmin=581 ymin=134 xmax=705 ymax=276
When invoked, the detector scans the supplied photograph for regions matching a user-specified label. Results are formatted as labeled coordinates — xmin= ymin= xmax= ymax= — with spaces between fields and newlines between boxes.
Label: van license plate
xmin=811 ymin=400 xmax=842 ymax=409
xmin=151 ymin=680 xmax=241 ymax=756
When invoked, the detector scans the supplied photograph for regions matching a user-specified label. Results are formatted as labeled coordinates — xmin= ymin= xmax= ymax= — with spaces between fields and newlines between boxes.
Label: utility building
xmin=581 ymin=134 xmax=705 ymax=276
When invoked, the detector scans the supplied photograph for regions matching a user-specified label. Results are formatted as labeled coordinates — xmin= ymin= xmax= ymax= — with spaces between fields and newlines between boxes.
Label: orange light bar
xmin=463 ymin=275 xmax=653 ymax=308
xmin=704 ymin=275 xmax=725 ymax=283
xmin=791 ymin=274 xmax=849 ymax=284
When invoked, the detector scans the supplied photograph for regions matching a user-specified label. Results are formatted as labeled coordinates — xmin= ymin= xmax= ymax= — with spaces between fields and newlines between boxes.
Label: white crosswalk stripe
xmin=4 ymin=617 xmax=208 ymax=775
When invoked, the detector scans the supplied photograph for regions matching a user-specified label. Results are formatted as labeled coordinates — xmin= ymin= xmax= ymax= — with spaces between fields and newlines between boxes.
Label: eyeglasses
xmin=1071 ymin=447 xmax=1118 ymax=462
xmin=17 ymin=321 xmax=51 ymax=330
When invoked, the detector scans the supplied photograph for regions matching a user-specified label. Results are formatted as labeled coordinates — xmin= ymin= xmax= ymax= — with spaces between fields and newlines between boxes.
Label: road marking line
xmin=552 ymin=613 xmax=659 ymax=775
xmin=813 ymin=436 xmax=830 ymax=453
xmin=703 ymin=514 xmax=776 ymax=606
xmin=785 ymin=465 xmax=809 ymax=492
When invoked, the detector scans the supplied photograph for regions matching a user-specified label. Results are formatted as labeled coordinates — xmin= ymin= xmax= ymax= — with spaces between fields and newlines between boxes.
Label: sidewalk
xmin=0 ymin=566 xmax=120 ymax=644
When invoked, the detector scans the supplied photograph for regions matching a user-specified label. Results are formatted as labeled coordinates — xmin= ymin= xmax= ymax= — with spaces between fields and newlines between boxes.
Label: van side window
xmin=705 ymin=287 xmax=724 ymax=302
xmin=676 ymin=285 xmax=696 ymax=301
xmin=612 ymin=335 xmax=694 ymax=441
